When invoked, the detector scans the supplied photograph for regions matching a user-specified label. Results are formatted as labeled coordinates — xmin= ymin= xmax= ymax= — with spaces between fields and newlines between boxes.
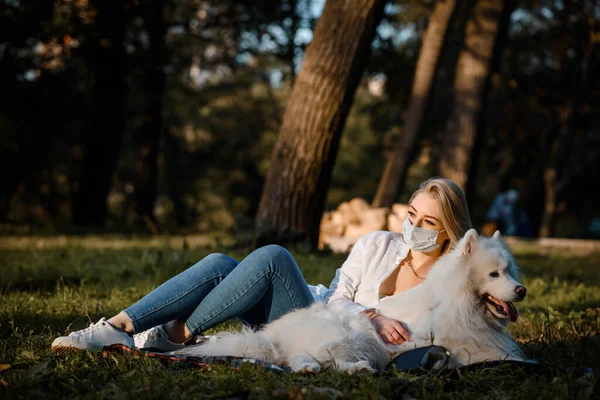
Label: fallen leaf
xmin=20 ymin=350 xmax=36 ymax=360
xmin=0 ymin=364 xmax=10 ymax=373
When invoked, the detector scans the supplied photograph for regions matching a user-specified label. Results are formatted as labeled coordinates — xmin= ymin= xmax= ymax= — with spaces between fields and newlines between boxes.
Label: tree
xmin=372 ymin=0 xmax=457 ymax=208
xmin=72 ymin=0 xmax=127 ymax=226
xmin=477 ymin=0 xmax=600 ymax=238
xmin=538 ymin=0 xmax=598 ymax=238
xmin=133 ymin=0 xmax=167 ymax=231
xmin=0 ymin=1 xmax=57 ymax=219
xmin=255 ymin=0 xmax=387 ymax=248
xmin=437 ymin=0 xmax=513 ymax=193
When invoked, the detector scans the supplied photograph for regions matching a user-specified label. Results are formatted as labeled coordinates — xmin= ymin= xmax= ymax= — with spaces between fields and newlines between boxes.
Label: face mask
xmin=402 ymin=217 xmax=445 ymax=253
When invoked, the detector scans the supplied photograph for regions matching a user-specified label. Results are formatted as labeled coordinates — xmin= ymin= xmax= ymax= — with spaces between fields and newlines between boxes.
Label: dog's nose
xmin=515 ymin=285 xmax=527 ymax=299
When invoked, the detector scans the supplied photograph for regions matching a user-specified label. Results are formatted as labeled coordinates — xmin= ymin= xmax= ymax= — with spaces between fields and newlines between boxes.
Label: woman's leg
xmin=184 ymin=244 xmax=314 ymax=336
xmin=52 ymin=245 xmax=313 ymax=352
xmin=51 ymin=253 xmax=239 ymax=353
xmin=119 ymin=253 xmax=239 ymax=334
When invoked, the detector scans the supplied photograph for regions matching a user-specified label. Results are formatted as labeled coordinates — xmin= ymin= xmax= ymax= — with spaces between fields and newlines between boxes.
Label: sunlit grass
xmin=0 ymin=236 xmax=598 ymax=399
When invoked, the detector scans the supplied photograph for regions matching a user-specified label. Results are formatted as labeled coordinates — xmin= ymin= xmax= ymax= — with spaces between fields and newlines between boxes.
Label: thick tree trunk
xmin=438 ymin=0 xmax=507 ymax=190
xmin=255 ymin=0 xmax=387 ymax=248
xmin=72 ymin=0 xmax=126 ymax=226
xmin=464 ymin=0 xmax=514 ymax=212
xmin=372 ymin=0 xmax=457 ymax=208
xmin=134 ymin=0 xmax=166 ymax=227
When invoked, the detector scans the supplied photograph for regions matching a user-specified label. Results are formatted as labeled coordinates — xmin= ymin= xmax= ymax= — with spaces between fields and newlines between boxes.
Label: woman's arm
xmin=323 ymin=232 xmax=410 ymax=344
xmin=322 ymin=234 xmax=372 ymax=315
xmin=366 ymin=310 xmax=410 ymax=344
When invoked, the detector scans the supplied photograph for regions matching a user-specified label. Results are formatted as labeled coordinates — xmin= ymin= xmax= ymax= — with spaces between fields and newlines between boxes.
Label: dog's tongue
xmin=498 ymin=300 xmax=518 ymax=322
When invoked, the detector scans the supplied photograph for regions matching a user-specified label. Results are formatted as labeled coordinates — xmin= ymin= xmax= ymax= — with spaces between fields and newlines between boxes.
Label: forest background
xmin=1 ymin=0 xmax=599 ymax=248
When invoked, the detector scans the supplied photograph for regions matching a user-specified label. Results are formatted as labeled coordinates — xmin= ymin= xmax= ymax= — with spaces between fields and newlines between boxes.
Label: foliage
xmin=0 ymin=236 xmax=599 ymax=398
xmin=0 ymin=0 xmax=599 ymax=239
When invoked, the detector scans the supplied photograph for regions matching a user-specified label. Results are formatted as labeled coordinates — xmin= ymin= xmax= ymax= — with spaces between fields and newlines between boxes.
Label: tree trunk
xmin=255 ymin=0 xmax=387 ymax=249
xmin=0 ymin=3 xmax=55 ymax=220
xmin=538 ymin=2 xmax=591 ymax=238
xmin=372 ymin=0 xmax=457 ymax=208
xmin=72 ymin=0 xmax=126 ymax=226
xmin=164 ymin=128 xmax=188 ymax=226
xmin=437 ymin=0 xmax=508 ymax=190
xmin=539 ymin=168 xmax=557 ymax=238
xmin=134 ymin=0 xmax=166 ymax=228
xmin=464 ymin=0 xmax=514 ymax=212
xmin=284 ymin=0 xmax=300 ymax=85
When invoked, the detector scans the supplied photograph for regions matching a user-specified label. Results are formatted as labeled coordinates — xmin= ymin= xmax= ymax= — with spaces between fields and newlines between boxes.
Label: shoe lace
xmin=134 ymin=327 xmax=158 ymax=347
xmin=69 ymin=317 xmax=107 ymax=338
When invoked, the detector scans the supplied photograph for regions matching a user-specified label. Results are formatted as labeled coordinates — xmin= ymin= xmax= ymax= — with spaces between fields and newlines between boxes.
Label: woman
xmin=52 ymin=177 xmax=472 ymax=353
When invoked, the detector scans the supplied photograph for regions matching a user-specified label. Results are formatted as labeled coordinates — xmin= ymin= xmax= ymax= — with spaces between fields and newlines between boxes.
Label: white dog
xmin=377 ymin=229 xmax=528 ymax=367
xmin=170 ymin=229 xmax=528 ymax=372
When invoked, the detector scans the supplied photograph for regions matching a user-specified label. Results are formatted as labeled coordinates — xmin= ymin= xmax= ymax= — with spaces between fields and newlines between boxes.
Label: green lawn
xmin=0 ymin=236 xmax=599 ymax=399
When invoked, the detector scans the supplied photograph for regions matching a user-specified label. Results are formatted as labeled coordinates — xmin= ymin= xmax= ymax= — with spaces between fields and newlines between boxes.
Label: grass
xmin=0 ymin=236 xmax=599 ymax=399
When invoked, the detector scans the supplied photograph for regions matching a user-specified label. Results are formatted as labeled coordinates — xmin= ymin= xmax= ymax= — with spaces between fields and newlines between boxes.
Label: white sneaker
xmin=52 ymin=318 xmax=134 ymax=354
xmin=133 ymin=325 xmax=186 ymax=352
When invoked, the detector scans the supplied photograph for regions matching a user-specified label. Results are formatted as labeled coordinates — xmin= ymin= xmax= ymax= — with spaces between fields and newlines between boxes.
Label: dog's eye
xmin=489 ymin=271 xmax=499 ymax=278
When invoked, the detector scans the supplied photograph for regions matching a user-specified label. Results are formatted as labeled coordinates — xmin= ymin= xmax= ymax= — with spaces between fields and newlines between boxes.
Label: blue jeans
xmin=123 ymin=245 xmax=314 ymax=335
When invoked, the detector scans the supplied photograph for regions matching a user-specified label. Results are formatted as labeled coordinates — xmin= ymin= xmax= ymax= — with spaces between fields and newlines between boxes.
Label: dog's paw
xmin=290 ymin=361 xmax=322 ymax=373
xmin=336 ymin=360 xmax=375 ymax=374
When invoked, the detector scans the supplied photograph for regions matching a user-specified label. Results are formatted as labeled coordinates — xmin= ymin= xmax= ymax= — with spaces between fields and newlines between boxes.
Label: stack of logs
xmin=319 ymin=198 xmax=408 ymax=253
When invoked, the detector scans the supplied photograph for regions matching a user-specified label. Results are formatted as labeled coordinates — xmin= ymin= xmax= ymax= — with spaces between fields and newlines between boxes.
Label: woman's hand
xmin=370 ymin=315 xmax=411 ymax=345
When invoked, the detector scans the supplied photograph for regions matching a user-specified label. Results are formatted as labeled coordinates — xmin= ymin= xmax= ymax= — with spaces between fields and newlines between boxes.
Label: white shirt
xmin=308 ymin=230 xmax=410 ymax=314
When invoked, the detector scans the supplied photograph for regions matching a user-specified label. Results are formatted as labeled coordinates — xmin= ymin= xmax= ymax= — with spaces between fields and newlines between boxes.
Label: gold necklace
xmin=406 ymin=259 xmax=426 ymax=280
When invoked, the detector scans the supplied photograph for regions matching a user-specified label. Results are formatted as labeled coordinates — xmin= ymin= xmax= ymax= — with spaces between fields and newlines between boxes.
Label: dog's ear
xmin=461 ymin=229 xmax=479 ymax=255
xmin=492 ymin=230 xmax=509 ymax=248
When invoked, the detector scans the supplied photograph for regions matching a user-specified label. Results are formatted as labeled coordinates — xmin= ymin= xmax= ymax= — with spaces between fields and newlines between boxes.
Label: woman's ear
xmin=461 ymin=229 xmax=479 ymax=255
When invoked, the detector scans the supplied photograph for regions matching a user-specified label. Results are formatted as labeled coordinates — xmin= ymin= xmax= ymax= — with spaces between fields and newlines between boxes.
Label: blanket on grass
xmin=101 ymin=344 xmax=595 ymax=378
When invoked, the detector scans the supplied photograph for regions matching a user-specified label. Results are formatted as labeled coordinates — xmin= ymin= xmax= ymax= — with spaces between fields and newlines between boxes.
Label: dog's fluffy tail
xmin=167 ymin=328 xmax=281 ymax=364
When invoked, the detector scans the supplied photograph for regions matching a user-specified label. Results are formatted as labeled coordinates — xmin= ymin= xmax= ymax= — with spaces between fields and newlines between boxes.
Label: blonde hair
xmin=408 ymin=177 xmax=473 ymax=252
